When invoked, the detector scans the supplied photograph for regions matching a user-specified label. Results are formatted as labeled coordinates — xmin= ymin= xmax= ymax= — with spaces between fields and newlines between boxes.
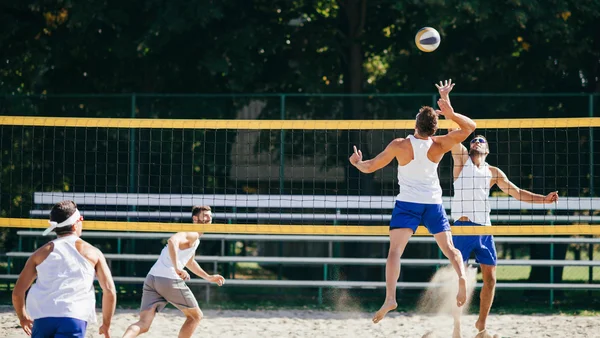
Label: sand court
xmin=0 ymin=306 xmax=598 ymax=338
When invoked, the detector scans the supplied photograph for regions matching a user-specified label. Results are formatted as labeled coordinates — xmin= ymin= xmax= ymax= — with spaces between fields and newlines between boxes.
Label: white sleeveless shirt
xmin=396 ymin=135 xmax=443 ymax=204
xmin=148 ymin=239 xmax=200 ymax=279
xmin=451 ymin=157 xmax=492 ymax=225
xmin=26 ymin=235 xmax=96 ymax=323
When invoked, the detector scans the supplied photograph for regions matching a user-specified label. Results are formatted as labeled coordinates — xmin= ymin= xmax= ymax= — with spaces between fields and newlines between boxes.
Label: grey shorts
xmin=140 ymin=274 xmax=199 ymax=312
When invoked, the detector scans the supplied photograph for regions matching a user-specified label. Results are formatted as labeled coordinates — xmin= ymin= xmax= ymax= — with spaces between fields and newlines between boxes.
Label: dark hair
xmin=192 ymin=205 xmax=211 ymax=218
xmin=415 ymin=106 xmax=438 ymax=137
xmin=50 ymin=200 xmax=78 ymax=235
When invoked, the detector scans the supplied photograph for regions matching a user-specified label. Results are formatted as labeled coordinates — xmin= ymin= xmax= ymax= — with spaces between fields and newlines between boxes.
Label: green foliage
xmin=2 ymin=1 xmax=599 ymax=96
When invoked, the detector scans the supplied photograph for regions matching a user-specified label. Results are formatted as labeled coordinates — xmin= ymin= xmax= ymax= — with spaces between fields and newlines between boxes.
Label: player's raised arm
xmin=436 ymin=80 xmax=469 ymax=178
xmin=349 ymin=139 xmax=403 ymax=174
xmin=435 ymin=79 xmax=455 ymax=105
xmin=434 ymin=99 xmax=476 ymax=153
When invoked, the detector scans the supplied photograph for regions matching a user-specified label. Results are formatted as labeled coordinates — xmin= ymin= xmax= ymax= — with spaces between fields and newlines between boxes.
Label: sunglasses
xmin=470 ymin=137 xmax=487 ymax=144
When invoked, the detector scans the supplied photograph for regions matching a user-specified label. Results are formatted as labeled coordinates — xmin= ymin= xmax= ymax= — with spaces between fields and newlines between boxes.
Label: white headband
xmin=43 ymin=209 xmax=81 ymax=236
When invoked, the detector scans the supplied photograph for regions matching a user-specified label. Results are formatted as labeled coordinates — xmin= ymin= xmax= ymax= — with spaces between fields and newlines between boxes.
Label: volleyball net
xmin=0 ymin=116 xmax=599 ymax=235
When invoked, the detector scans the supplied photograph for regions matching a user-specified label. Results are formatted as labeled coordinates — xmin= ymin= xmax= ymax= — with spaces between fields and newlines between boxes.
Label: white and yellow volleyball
xmin=415 ymin=27 xmax=441 ymax=52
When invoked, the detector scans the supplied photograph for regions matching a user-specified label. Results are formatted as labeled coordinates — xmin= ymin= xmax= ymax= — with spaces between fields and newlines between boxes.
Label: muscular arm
xmin=12 ymin=255 xmax=37 ymax=322
xmin=94 ymin=250 xmax=116 ymax=331
xmin=12 ymin=244 xmax=53 ymax=335
xmin=185 ymin=256 xmax=211 ymax=279
xmin=185 ymin=251 xmax=225 ymax=286
xmin=450 ymin=141 xmax=469 ymax=181
xmin=434 ymin=112 xmax=477 ymax=153
xmin=350 ymin=138 xmax=404 ymax=174
xmin=437 ymin=80 xmax=469 ymax=176
xmin=428 ymin=98 xmax=476 ymax=162
xmin=491 ymin=166 xmax=558 ymax=203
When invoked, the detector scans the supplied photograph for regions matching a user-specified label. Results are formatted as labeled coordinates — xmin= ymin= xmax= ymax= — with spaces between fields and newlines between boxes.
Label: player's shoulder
xmin=431 ymin=134 xmax=452 ymax=143
xmin=174 ymin=231 xmax=200 ymax=242
xmin=488 ymin=165 xmax=504 ymax=177
xmin=75 ymin=239 xmax=104 ymax=258
xmin=185 ymin=232 xmax=201 ymax=241
xmin=31 ymin=241 xmax=55 ymax=263
xmin=390 ymin=137 xmax=409 ymax=148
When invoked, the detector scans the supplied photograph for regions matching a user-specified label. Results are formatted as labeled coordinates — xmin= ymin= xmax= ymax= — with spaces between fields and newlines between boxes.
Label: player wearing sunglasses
xmin=438 ymin=82 xmax=559 ymax=338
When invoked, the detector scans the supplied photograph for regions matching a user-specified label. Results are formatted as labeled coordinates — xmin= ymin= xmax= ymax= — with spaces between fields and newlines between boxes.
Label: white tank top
xmin=26 ymin=235 xmax=96 ymax=323
xmin=451 ymin=157 xmax=492 ymax=225
xmin=396 ymin=135 xmax=443 ymax=204
xmin=148 ymin=239 xmax=200 ymax=279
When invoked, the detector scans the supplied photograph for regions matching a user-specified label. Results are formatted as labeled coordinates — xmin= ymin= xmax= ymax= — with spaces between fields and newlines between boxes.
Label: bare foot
xmin=475 ymin=319 xmax=485 ymax=332
xmin=372 ymin=299 xmax=397 ymax=324
xmin=456 ymin=277 xmax=467 ymax=307
xmin=474 ymin=329 xmax=494 ymax=338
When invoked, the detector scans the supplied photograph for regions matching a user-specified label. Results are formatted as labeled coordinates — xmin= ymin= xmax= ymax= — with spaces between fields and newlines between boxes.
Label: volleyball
xmin=415 ymin=27 xmax=441 ymax=52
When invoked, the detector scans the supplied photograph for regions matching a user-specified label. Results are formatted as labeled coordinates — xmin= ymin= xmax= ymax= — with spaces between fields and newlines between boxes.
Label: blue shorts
xmin=32 ymin=317 xmax=87 ymax=338
xmin=390 ymin=200 xmax=451 ymax=234
xmin=452 ymin=220 xmax=497 ymax=266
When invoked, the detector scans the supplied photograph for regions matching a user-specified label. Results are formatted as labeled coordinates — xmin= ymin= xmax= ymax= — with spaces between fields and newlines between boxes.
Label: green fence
xmin=1 ymin=93 xmax=599 ymax=119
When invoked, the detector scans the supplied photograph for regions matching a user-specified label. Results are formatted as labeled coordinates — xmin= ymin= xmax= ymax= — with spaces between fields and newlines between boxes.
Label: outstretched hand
xmin=435 ymin=79 xmax=455 ymax=98
xmin=349 ymin=145 xmax=363 ymax=166
xmin=544 ymin=191 xmax=559 ymax=204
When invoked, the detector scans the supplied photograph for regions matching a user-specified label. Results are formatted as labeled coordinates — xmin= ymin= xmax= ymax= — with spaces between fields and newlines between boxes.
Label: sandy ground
xmin=2 ymin=266 xmax=597 ymax=337
xmin=1 ymin=306 xmax=599 ymax=338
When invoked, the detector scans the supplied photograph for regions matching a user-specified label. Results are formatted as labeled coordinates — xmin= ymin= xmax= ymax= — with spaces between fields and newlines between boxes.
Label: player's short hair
xmin=416 ymin=106 xmax=438 ymax=137
xmin=50 ymin=200 xmax=78 ymax=235
xmin=192 ymin=205 xmax=211 ymax=218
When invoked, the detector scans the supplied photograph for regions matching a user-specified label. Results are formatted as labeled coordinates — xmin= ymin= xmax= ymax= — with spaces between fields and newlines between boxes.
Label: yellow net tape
xmin=1 ymin=218 xmax=598 ymax=236
xmin=1 ymin=116 xmax=600 ymax=129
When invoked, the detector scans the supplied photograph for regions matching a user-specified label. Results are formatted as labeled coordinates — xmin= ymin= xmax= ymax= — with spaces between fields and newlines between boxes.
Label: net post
xmin=588 ymin=94 xmax=594 ymax=290
xmin=588 ymin=244 xmax=593 ymax=286
xmin=589 ymin=94 xmax=595 ymax=198
xmin=129 ymin=93 xmax=137 ymax=217
xmin=279 ymin=94 xmax=286 ymax=194
xmin=549 ymin=242 xmax=554 ymax=309
xmin=126 ymin=93 xmax=137 ymax=292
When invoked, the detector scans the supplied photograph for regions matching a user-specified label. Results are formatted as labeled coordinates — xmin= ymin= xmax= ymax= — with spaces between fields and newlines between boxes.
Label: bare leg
xmin=122 ymin=305 xmax=158 ymax=338
xmin=475 ymin=264 xmax=496 ymax=332
xmin=178 ymin=307 xmax=203 ymax=338
xmin=451 ymin=262 xmax=470 ymax=338
xmin=433 ymin=231 xmax=467 ymax=307
xmin=452 ymin=305 xmax=462 ymax=338
xmin=372 ymin=228 xmax=413 ymax=324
